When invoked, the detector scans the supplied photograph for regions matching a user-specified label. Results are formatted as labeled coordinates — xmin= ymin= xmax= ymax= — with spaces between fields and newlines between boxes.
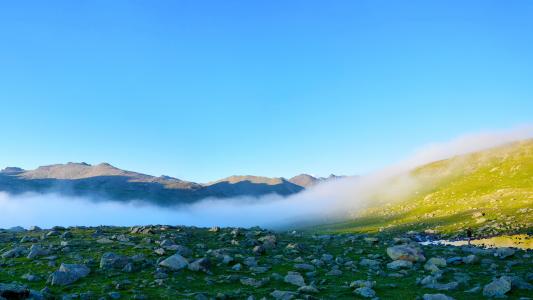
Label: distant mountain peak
xmin=288 ymin=174 xmax=319 ymax=188
xmin=0 ymin=167 xmax=25 ymax=174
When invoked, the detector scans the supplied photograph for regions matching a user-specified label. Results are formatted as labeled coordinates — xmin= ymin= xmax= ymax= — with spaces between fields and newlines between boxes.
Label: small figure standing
xmin=466 ymin=228 xmax=473 ymax=245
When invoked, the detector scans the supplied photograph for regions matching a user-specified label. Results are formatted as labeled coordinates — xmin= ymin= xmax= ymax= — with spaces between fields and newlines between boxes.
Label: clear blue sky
xmin=1 ymin=0 xmax=532 ymax=182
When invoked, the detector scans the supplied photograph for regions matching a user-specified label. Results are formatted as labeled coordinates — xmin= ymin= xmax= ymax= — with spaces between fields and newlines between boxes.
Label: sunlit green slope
xmin=318 ymin=139 xmax=533 ymax=237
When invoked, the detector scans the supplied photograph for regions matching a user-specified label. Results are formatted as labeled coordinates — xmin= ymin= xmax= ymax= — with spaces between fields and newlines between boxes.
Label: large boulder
xmin=49 ymin=263 xmax=90 ymax=286
xmin=100 ymin=252 xmax=129 ymax=270
xmin=0 ymin=282 xmax=30 ymax=299
xmin=159 ymin=253 xmax=189 ymax=271
xmin=386 ymin=245 xmax=426 ymax=262
xmin=483 ymin=277 xmax=511 ymax=297
xmin=1 ymin=246 xmax=26 ymax=259
xmin=27 ymin=244 xmax=48 ymax=259
xmin=424 ymin=257 xmax=446 ymax=273
xmin=59 ymin=264 xmax=90 ymax=278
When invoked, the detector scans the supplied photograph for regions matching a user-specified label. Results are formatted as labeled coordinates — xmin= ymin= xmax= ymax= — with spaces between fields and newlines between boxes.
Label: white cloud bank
xmin=1 ymin=125 xmax=532 ymax=230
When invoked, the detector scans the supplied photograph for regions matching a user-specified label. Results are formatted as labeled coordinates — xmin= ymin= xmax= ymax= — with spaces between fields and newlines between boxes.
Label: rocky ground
xmin=0 ymin=225 xmax=531 ymax=299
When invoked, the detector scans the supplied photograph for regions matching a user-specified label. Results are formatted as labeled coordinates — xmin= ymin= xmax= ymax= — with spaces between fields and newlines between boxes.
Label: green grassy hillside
xmin=318 ymin=139 xmax=533 ymax=237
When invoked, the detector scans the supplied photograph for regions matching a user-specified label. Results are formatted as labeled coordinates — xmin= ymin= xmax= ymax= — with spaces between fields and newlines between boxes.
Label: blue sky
xmin=0 ymin=0 xmax=532 ymax=182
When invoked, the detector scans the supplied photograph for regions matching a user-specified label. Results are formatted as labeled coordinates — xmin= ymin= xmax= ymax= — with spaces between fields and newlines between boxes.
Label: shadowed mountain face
xmin=0 ymin=163 xmax=329 ymax=205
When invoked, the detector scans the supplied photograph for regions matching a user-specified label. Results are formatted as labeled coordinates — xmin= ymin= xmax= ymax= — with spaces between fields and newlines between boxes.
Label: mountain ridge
xmin=0 ymin=162 xmax=345 ymax=205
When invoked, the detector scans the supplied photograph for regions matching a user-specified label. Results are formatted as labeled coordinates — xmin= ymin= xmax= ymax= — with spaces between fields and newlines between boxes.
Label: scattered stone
xmin=354 ymin=287 xmax=376 ymax=298
xmin=386 ymin=245 xmax=426 ymax=262
xmin=462 ymin=254 xmax=479 ymax=264
xmin=387 ymin=259 xmax=413 ymax=270
xmin=294 ymin=263 xmax=315 ymax=271
xmin=159 ymin=253 xmax=189 ymax=271
xmin=298 ymin=285 xmax=319 ymax=294
xmin=100 ymin=252 xmax=129 ymax=270
xmin=270 ymin=290 xmax=296 ymax=300
xmin=350 ymin=280 xmax=375 ymax=288
xmin=422 ymin=294 xmax=455 ymax=300
xmin=284 ymin=272 xmax=305 ymax=287
xmin=495 ymin=248 xmax=515 ymax=259
xmin=360 ymin=258 xmax=380 ymax=268
xmin=231 ymin=263 xmax=242 ymax=271
xmin=483 ymin=277 xmax=512 ymax=297
xmin=188 ymin=258 xmax=210 ymax=273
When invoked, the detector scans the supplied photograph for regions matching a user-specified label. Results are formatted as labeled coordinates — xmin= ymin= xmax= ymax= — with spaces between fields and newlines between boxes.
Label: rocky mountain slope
xmin=317 ymin=139 xmax=533 ymax=237
xmin=0 ymin=163 xmax=338 ymax=205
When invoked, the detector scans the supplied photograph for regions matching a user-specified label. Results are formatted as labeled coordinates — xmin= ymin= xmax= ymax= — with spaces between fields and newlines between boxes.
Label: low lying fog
xmin=1 ymin=126 xmax=531 ymax=230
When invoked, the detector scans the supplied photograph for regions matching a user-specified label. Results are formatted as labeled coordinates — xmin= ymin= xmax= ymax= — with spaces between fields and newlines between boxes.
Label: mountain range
xmin=0 ymin=162 xmax=343 ymax=205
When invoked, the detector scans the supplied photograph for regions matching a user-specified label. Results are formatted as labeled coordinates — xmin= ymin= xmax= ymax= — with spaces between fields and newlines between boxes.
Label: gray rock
xmin=48 ymin=263 xmax=90 ymax=286
xmin=240 ymin=277 xmax=268 ymax=288
xmin=426 ymin=282 xmax=459 ymax=291
xmin=360 ymin=258 xmax=380 ymax=268
xmin=188 ymin=258 xmax=210 ymax=272
xmin=294 ymin=263 xmax=315 ymax=271
xmin=298 ymin=285 xmax=319 ymax=294
xmin=258 ymin=235 xmax=277 ymax=249
xmin=326 ymin=269 xmax=343 ymax=276
xmin=350 ymin=280 xmax=375 ymax=288
xmin=446 ymin=257 xmax=463 ymax=265
xmin=1 ymin=246 xmax=26 ymax=258
xmin=284 ymin=273 xmax=305 ymax=287
xmin=387 ymin=260 xmax=413 ymax=270
xmin=159 ymin=253 xmax=189 ymax=271
xmin=354 ymin=287 xmax=376 ymax=298
xmin=483 ymin=277 xmax=511 ymax=297
xmin=48 ymin=271 xmax=80 ymax=286
xmin=425 ymin=257 xmax=446 ymax=273
xmin=0 ymin=282 xmax=30 ymax=299
xmin=495 ymin=248 xmax=515 ymax=259
xmin=462 ymin=255 xmax=479 ymax=264
xmin=321 ymin=254 xmax=334 ymax=262
xmin=270 ymin=290 xmax=296 ymax=300
xmin=386 ymin=245 xmax=425 ymax=262
xmin=100 ymin=252 xmax=129 ymax=270
xmin=243 ymin=257 xmax=258 ymax=267
xmin=59 ymin=263 xmax=90 ymax=278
